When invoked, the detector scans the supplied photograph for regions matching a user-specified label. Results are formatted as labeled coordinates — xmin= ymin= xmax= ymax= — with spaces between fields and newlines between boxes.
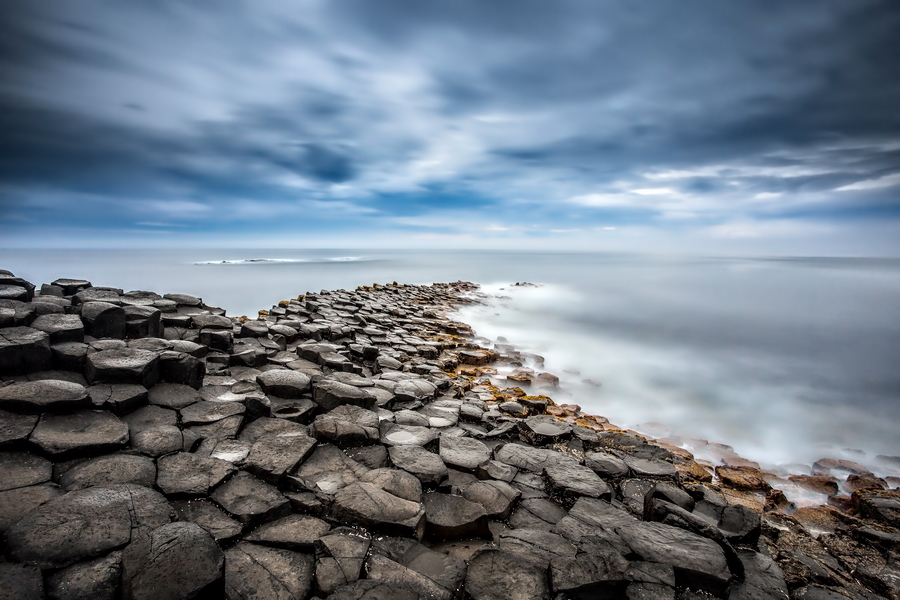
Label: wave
xmin=194 ymin=256 xmax=369 ymax=265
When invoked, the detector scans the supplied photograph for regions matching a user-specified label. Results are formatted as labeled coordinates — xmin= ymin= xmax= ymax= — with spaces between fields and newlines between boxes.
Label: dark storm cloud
xmin=1 ymin=0 xmax=898 ymax=248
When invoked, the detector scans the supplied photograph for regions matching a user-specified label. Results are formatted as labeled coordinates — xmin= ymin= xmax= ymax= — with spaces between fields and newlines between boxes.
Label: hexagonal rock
xmin=0 ymin=299 xmax=37 ymax=327
xmin=293 ymin=444 xmax=369 ymax=494
xmin=439 ymin=435 xmax=491 ymax=472
xmin=44 ymin=551 xmax=123 ymax=600
xmin=623 ymin=455 xmax=678 ymax=480
xmin=52 ymin=278 xmax=92 ymax=295
xmin=394 ymin=379 xmax=438 ymax=402
xmin=164 ymin=293 xmax=202 ymax=306
xmin=89 ymin=383 xmax=148 ymax=415
xmin=311 ymin=405 xmax=380 ymax=447
xmin=121 ymin=521 xmax=224 ymax=600
xmin=549 ymin=541 xmax=631 ymax=597
xmin=366 ymin=537 xmax=468 ymax=600
xmin=5 ymin=484 xmax=173 ymax=570
xmin=0 ymin=562 xmax=44 ymax=600
xmin=616 ymin=521 xmax=732 ymax=595
xmin=86 ymin=348 xmax=160 ymax=388
xmin=59 ymin=454 xmax=157 ymax=491
xmin=0 ymin=284 xmax=30 ymax=301
xmin=389 ymin=445 xmax=448 ymax=485
xmin=494 ymin=442 xmax=575 ymax=473
xmin=313 ymin=379 xmax=376 ymax=411
xmin=158 ymin=351 xmax=204 ymax=389
xmin=360 ymin=468 xmax=424 ymax=503
xmin=462 ymin=479 xmax=521 ymax=520
xmin=210 ymin=471 xmax=290 ymax=525
xmin=156 ymin=452 xmax=236 ymax=496
xmin=423 ymin=492 xmax=490 ymax=540
xmin=497 ymin=528 xmax=577 ymax=563
xmin=81 ymin=302 xmax=126 ymax=339
xmin=29 ymin=410 xmax=129 ymax=460
xmin=381 ymin=423 xmax=438 ymax=447
xmin=327 ymin=580 xmax=420 ymax=600
xmin=0 ymin=409 xmax=38 ymax=447
xmin=256 ymin=369 xmax=311 ymax=399
xmin=315 ymin=529 xmax=372 ymax=595
xmin=465 ymin=548 xmax=550 ymax=600
xmin=30 ymin=313 xmax=84 ymax=344
xmin=544 ymin=463 xmax=612 ymax=501
xmin=172 ymin=499 xmax=243 ymax=544
xmin=0 ymin=326 xmax=52 ymax=375
xmin=585 ymin=452 xmax=630 ymax=479
xmin=244 ymin=432 xmax=317 ymax=483
xmin=714 ymin=465 xmax=770 ymax=491
xmin=853 ymin=488 xmax=900 ymax=527
xmin=179 ymin=400 xmax=245 ymax=426
xmin=244 ymin=514 xmax=331 ymax=550
xmin=0 ymin=451 xmax=52 ymax=491
xmin=332 ymin=482 xmax=426 ymax=539
xmin=123 ymin=305 xmax=163 ymax=339
xmin=146 ymin=382 xmax=199 ymax=409
xmin=518 ymin=415 xmax=572 ymax=446
xmin=223 ymin=542 xmax=314 ymax=600
xmin=0 ymin=379 xmax=90 ymax=414
xmin=238 ymin=417 xmax=308 ymax=444
xmin=74 ymin=288 xmax=121 ymax=305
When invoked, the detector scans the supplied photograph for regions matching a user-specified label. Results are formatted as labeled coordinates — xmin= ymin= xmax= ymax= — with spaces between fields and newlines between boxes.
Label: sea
xmin=3 ymin=248 xmax=899 ymax=479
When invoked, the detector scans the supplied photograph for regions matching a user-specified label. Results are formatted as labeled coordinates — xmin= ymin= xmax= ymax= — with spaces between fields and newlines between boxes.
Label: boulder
xmin=464 ymin=548 xmax=550 ymax=600
xmin=0 ymin=326 xmax=52 ymax=375
xmin=463 ymin=480 xmax=521 ymax=519
xmin=157 ymin=351 xmax=204 ymax=389
xmin=0 ymin=409 xmax=38 ymax=447
xmin=310 ymin=405 xmax=380 ymax=447
xmin=44 ymin=551 xmax=122 ymax=600
xmin=171 ymin=499 xmax=243 ymax=544
xmin=0 ymin=379 xmax=89 ymax=413
xmin=59 ymin=454 xmax=157 ymax=491
xmin=0 ymin=451 xmax=52 ymax=491
xmin=439 ymin=435 xmax=491 ymax=472
xmin=130 ymin=425 xmax=189 ymax=457
xmin=331 ymin=482 xmax=426 ymax=538
xmin=293 ymin=444 xmax=369 ymax=494
xmin=156 ymin=452 xmax=236 ymax=496
xmin=5 ymin=484 xmax=173 ymax=570
xmin=88 ymin=383 xmax=148 ymax=415
xmin=85 ymin=348 xmax=160 ymax=388
xmin=381 ymin=423 xmax=438 ymax=447
xmin=29 ymin=410 xmax=129 ymax=459
xmin=81 ymin=302 xmax=126 ymax=339
xmin=544 ymin=462 xmax=612 ymax=501
xmin=210 ymin=471 xmax=290 ymax=525
xmin=256 ymin=369 xmax=311 ymax=398
xmin=121 ymin=522 xmax=224 ymax=600
xmin=244 ymin=432 xmax=317 ymax=483
xmin=366 ymin=536 xmax=467 ymax=600
xmin=123 ymin=305 xmax=162 ymax=339
xmin=389 ymin=445 xmax=448 ymax=485
xmin=223 ymin=542 xmax=314 ymax=600
xmin=0 ymin=562 xmax=44 ymax=600
xmin=244 ymin=514 xmax=331 ymax=550
xmin=313 ymin=379 xmax=376 ymax=411
xmin=518 ymin=415 xmax=572 ymax=446
xmin=52 ymin=278 xmax=92 ymax=295
xmin=422 ymin=491 xmax=490 ymax=540
xmin=585 ymin=452 xmax=630 ymax=479
xmin=30 ymin=313 xmax=84 ymax=343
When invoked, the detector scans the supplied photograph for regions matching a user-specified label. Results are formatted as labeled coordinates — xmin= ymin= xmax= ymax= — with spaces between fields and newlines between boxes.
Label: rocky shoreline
xmin=0 ymin=268 xmax=898 ymax=600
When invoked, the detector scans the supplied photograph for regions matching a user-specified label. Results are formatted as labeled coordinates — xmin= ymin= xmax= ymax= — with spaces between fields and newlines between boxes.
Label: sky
xmin=1 ymin=0 xmax=899 ymax=254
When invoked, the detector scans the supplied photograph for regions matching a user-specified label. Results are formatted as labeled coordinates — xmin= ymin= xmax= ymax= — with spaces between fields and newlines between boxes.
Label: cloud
xmin=834 ymin=172 xmax=900 ymax=191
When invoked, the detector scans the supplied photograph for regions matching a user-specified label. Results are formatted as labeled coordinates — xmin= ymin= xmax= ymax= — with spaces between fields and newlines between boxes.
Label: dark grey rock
xmin=463 ymin=479 xmax=521 ymax=519
xmin=0 ymin=326 xmax=51 ymax=375
xmin=123 ymin=305 xmax=162 ymax=339
xmin=44 ymin=551 xmax=122 ymax=600
xmin=326 ymin=579 xmax=420 ymax=600
xmin=0 ymin=451 xmax=51 ymax=491
xmin=52 ymin=278 xmax=92 ymax=295
xmin=0 ymin=284 xmax=30 ymax=301
xmin=293 ymin=444 xmax=368 ymax=494
xmin=585 ymin=451 xmax=630 ymax=479
xmin=210 ymin=471 xmax=290 ymax=525
xmin=313 ymin=379 xmax=376 ymax=411
xmin=121 ymin=521 xmax=224 ymax=600
xmin=86 ymin=348 xmax=160 ymax=388
xmin=464 ymin=547 xmax=550 ymax=600
xmin=311 ymin=405 xmax=380 ymax=447
xmin=475 ymin=459 xmax=518 ymax=482
xmin=0 ymin=379 xmax=89 ymax=413
xmin=30 ymin=313 xmax=84 ymax=343
xmin=0 ymin=409 xmax=38 ymax=447
xmin=198 ymin=328 xmax=233 ymax=352
xmin=123 ymin=405 xmax=177 ymax=433
xmin=148 ymin=382 xmax=200 ymax=409
xmin=60 ymin=454 xmax=156 ymax=491
xmin=244 ymin=431 xmax=317 ymax=483
xmin=156 ymin=452 xmax=235 ymax=496
xmin=423 ymin=491 xmax=489 ymax=540
xmin=0 ymin=562 xmax=44 ymax=600
xmin=191 ymin=313 xmax=232 ymax=329
xmin=494 ymin=442 xmax=575 ymax=473
xmin=518 ymin=415 xmax=572 ymax=446
xmin=164 ymin=293 xmax=201 ymax=307
xmin=332 ymin=482 xmax=426 ymax=538
xmin=0 ymin=483 xmax=64 ymax=537
xmin=389 ymin=445 xmax=448 ymax=485
xmin=81 ymin=302 xmax=126 ymax=339
xmin=74 ymin=289 xmax=121 ymax=305
xmin=545 ymin=462 xmax=612 ymax=501
xmin=394 ymin=378 xmax=438 ymax=402
xmin=244 ymin=513 xmax=331 ymax=550
xmin=238 ymin=417 xmax=307 ymax=443
xmin=0 ymin=299 xmax=37 ymax=327
xmin=381 ymin=422 xmax=438 ymax=447
xmin=29 ymin=410 xmax=129 ymax=459
xmin=360 ymin=467 xmax=423 ymax=502
xmin=51 ymin=341 xmax=89 ymax=371
xmin=5 ymin=484 xmax=172 ymax=570
xmin=366 ymin=536 xmax=467 ymax=600
xmin=172 ymin=499 xmax=243 ymax=544
xmin=315 ymin=529 xmax=372 ymax=595
xmin=439 ymin=435 xmax=491 ymax=471
xmin=497 ymin=528 xmax=577 ymax=564
xmin=347 ymin=444 xmax=390 ymax=469
xmin=622 ymin=455 xmax=677 ymax=479
xmin=223 ymin=542 xmax=314 ymax=600
xmin=157 ymin=351 xmax=203 ymax=389
xmin=88 ymin=383 xmax=147 ymax=415
xmin=509 ymin=497 xmax=568 ymax=531
xmin=180 ymin=399 xmax=245 ymax=425
xmin=728 ymin=549 xmax=790 ymax=600
xmin=256 ymin=369 xmax=311 ymax=398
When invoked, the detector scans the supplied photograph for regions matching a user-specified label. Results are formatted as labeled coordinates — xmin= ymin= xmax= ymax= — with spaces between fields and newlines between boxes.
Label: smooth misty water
xmin=3 ymin=249 xmax=899 ymax=472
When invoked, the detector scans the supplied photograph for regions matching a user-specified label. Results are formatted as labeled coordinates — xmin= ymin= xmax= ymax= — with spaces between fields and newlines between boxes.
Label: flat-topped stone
xmin=0 ymin=408 xmax=39 ymax=446
xmin=59 ymin=454 xmax=157 ymax=491
xmin=88 ymin=383 xmax=148 ymax=415
xmin=314 ymin=379 xmax=377 ymax=411
xmin=0 ymin=326 xmax=51 ymax=375
xmin=224 ymin=541 xmax=314 ymax=600
xmin=423 ymin=491 xmax=489 ymax=540
xmin=81 ymin=301 xmax=126 ymax=338
xmin=210 ymin=471 xmax=290 ymax=525
xmin=172 ymin=499 xmax=243 ymax=544
xmin=439 ymin=435 xmax=491 ymax=471
xmin=256 ymin=369 xmax=311 ymax=398
xmin=30 ymin=314 xmax=84 ymax=344
xmin=86 ymin=348 xmax=160 ymax=388
xmin=0 ymin=379 xmax=89 ymax=413
xmin=332 ymin=482 xmax=426 ymax=539
xmin=164 ymin=293 xmax=202 ymax=306
xmin=156 ymin=452 xmax=236 ymax=496
xmin=244 ymin=513 xmax=331 ymax=550
xmin=244 ymin=432 xmax=317 ymax=483
xmin=389 ymin=445 xmax=448 ymax=485
xmin=179 ymin=400 xmax=245 ymax=425
xmin=148 ymin=382 xmax=200 ymax=409
xmin=0 ymin=451 xmax=52 ymax=491
xmin=29 ymin=410 xmax=129 ymax=459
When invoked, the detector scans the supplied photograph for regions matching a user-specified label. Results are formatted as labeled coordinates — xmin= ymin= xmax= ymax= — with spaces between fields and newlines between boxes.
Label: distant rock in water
xmin=0 ymin=267 xmax=895 ymax=599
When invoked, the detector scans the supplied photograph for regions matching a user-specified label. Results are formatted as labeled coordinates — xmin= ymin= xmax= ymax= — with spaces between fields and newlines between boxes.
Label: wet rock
xmin=0 ymin=562 xmax=44 ymax=600
xmin=44 ymin=551 xmax=122 ymax=600
xmin=0 ymin=409 xmax=38 ymax=447
xmin=585 ymin=451 xmax=630 ymax=479
xmin=121 ymin=521 xmax=224 ymax=600
xmin=30 ymin=313 xmax=84 ymax=343
xmin=256 ymin=369 xmax=311 ymax=398
xmin=293 ymin=444 xmax=368 ymax=494
xmin=0 ymin=326 xmax=52 ymax=375
xmin=180 ymin=399 xmax=245 ymax=426
xmin=463 ymin=479 xmax=521 ymax=519
xmin=5 ymin=484 xmax=172 ymax=570
xmin=51 ymin=341 xmax=89 ymax=371
xmin=360 ymin=467 xmax=423 ymax=502
xmin=29 ymin=410 xmax=129 ymax=459
xmin=394 ymin=378 xmax=438 ymax=402
xmin=464 ymin=547 xmax=550 ymax=600
xmin=623 ymin=455 xmax=677 ymax=479
xmin=88 ymin=383 xmax=148 ymax=415
xmin=381 ymin=422 xmax=438 ymax=447
xmin=844 ymin=474 xmax=887 ymax=493
xmin=86 ymin=348 xmax=160 ymax=388
xmin=0 ymin=379 xmax=89 ymax=413
xmin=315 ymin=529 xmax=372 ymax=595
xmin=366 ymin=536 xmax=467 ymax=600
xmin=715 ymin=465 xmax=771 ymax=491
xmin=728 ymin=549 xmax=789 ymax=600
xmin=244 ymin=513 xmax=331 ymax=550
xmin=509 ymin=497 xmax=567 ymax=530
xmin=545 ymin=462 xmax=612 ymax=501
xmin=475 ymin=459 xmax=518 ymax=482
xmin=332 ymin=482 xmax=426 ymax=538
xmin=310 ymin=405 xmax=380 ymax=447
xmin=59 ymin=454 xmax=157 ymax=491
xmin=853 ymin=488 xmax=900 ymax=526
xmin=423 ymin=491 xmax=489 ymax=540
xmin=172 ymin=499 xmax=243 ymax=544
xmin=81 ymin=302 xmax=126 ymax=339
xmin=0 ymin=482 xmax=64 ymax=537
xmin=549 ymin=540 xmax=631 ymax=597
xmin=210 ymin=471 xmax=290 ymax=525
xmin=518 ymin=415 xmax=572 ymax=446
xmin=439 ymin=435 xmax=491 ymax=472
xmin=223 ymin=542 xmax=314 ymax=600
xmin=812 ymin=457 xmax=874 ymax=477
xmin=239 ymin=416 xmax=308 ymax=443
xmin=244 ymin=432 xmax=317 ymax=483
xmin=313 ymin=379 xmax=376 ymax=411
xmin=389 ymin=445 xmax=449 ymax=485
xmin=156 ymin=452 xmax=236 ymax=496
xmin=347 ymin=444 xmax=390 ymax=469
xmin=616 ymin=521 xmax=731 ymax=595
xmin=494 ymin=442 xmax=575 ymax=473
